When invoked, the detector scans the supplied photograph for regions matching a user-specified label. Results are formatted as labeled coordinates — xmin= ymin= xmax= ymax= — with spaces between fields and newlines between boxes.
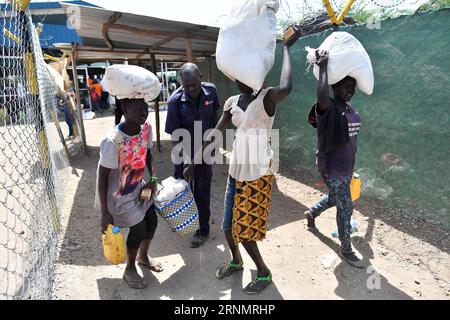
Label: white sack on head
xmin=101 ymin=64 xmax=161 ymax=103
xmin=306 ymin=31 xmax=374 ymax=95
xmin=216 ymin=0 xmax=279 ymax=90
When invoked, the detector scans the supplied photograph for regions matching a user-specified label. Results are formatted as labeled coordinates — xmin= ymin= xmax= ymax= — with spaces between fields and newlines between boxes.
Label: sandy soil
xmin=52 ymin=110 xmax=449 ymax=300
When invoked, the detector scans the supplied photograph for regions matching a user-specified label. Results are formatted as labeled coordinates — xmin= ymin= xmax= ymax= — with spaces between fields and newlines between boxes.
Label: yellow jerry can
xmin=350 ymin=172 xmax=361 ymax=202
xmin=102 ymin=224 xmax=126 ymax=264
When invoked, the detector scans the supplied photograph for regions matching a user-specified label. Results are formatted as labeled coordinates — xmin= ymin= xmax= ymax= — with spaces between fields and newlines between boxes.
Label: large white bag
xmin=101 ymin=64 xmax=161 ymax=103
xmin=216 ymin=0 xmax=279 ymax=90
xmin=306 ymin=32 xmax=374 ymax=95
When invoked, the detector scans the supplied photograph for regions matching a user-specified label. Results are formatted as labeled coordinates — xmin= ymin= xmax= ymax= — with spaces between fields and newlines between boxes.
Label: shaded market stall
xmin=57 ymin=2 xmax=219 ymax=151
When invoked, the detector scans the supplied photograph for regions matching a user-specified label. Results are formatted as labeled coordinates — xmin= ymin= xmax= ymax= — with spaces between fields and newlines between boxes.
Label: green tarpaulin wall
xmin=207 ymin=9 xmax=450 ymax=228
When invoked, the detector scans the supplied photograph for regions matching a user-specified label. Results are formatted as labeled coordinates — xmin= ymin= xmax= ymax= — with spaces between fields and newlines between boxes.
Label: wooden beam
xmin=105 ymin=23 xmax=217 ymax=42
xmin=102 ymin=12 xmax=122 ymax=50
xmin=151 ymin=53 xmax=161 ymax=152
xmin=70 ymin=43 xmax=88 ymax=155
xmin=102 ymin=25 xmax=113 ymax=50
xmin=72 ymin=57 xmax=188 ymax=64
xmin=185 ymin=37 xmax=193 ymax=63
xmin=149 ymin=25 xmax=208 ymax=51
xmin=136 ymin=53 xmax=146 ymax=59
xmin=70 ymin=46 xmax=212 ymax=57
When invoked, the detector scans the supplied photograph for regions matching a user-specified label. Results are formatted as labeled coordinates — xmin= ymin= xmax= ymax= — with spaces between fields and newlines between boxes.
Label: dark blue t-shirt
xmin=316 ymin=101 xmax=361 ymax=177
xmin=165 ymin=82 xmax=219 ymax=159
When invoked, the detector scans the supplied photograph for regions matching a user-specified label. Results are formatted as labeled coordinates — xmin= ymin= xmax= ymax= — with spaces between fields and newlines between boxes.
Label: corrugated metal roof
xmin=0 ymin=0 xmax=100 ymax=11
xmin=29 ymin=1 xmax=100 ymax=10
xmin=36 ymin=22 xmax=82 ymax=48
xmin=58 ymin=3 xmax=219 ymax=63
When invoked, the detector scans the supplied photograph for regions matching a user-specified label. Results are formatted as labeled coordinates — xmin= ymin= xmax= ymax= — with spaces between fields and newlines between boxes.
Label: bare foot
xmin=123 ymin=266 xmax=148 ymax=289
xmin=137 ymin=255 xmax=164 ymax=272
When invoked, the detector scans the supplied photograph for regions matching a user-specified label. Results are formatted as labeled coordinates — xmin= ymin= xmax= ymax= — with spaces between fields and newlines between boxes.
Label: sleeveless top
xmin=223 ymin=88 xmax=275 ymax=182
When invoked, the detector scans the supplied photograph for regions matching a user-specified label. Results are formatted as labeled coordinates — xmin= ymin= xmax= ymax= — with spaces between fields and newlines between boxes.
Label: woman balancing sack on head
xmin=304 ymin=33 xmax=373 ymax=269
xmin=184 ymin=34 xmax=297 ymax=294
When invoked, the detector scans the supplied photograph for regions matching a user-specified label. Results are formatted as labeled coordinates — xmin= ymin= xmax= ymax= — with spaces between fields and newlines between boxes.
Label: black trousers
xmin=126 ymin=205 xmax=158 ymax=249
xmin=191 ymin=164 xmax=213 ymax=236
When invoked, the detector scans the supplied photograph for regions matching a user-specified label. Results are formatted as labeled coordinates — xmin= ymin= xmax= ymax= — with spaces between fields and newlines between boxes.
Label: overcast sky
xmin=39 ymin=0 xmax=430 ymax=26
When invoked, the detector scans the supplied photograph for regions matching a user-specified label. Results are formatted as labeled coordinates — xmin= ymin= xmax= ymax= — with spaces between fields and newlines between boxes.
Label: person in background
xmin=90 ymin=79 xmax=103 ymax=113
xmin=59 ymin=92 xmax=74 ymax=139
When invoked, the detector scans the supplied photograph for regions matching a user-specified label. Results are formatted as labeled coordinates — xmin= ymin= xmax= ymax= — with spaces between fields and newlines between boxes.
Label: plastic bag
xmin=331 ymin=218 xmax=358 ymax=238
xmin=154 ymin=177 xmax=189 ymax=207
xmin=306 ymin=31 xmax=374 ymax=95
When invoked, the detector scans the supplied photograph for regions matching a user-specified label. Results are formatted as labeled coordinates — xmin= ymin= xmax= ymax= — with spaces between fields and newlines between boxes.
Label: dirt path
xmin=52 ymin=111 xmax=449 ymax=300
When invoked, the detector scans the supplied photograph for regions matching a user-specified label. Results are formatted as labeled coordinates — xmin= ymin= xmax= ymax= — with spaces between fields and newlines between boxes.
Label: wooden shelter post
xmin=71 ymin=42 xmax=88 ymax=154
xmin=151 ymin=53 xmax=161 ymax=152
xmin=185 ymin=37 xmax=193 ymax=62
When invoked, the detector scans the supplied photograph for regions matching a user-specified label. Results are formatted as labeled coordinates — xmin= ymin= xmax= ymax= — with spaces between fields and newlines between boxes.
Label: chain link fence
xmin=1 ymin=1 xmax=79 ymax=299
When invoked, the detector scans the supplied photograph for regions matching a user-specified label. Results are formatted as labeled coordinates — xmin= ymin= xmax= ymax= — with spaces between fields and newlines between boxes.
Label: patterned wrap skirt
xmin=232 ymin=174 xmax=275 ymax=244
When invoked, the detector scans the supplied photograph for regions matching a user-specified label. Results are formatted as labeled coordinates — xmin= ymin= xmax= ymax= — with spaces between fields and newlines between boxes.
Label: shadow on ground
xmin=278 ymin=166 xmax=449 ymax=255
xmin=310 ymin=223 xmax=412 ymax=300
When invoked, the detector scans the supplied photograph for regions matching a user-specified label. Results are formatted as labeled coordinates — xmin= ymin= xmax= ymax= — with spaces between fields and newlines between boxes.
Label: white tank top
xmin=223 ymin=88 xmax=275 ymax=182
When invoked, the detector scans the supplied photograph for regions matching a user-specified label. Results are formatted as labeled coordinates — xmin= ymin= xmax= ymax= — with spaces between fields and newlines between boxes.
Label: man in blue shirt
xmin=165 ymin=63 xmax=220 ymax=248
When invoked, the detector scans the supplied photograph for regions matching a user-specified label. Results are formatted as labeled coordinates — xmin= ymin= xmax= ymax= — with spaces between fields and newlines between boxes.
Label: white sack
xmin=155 ymin=177 xmax=190 ymax=206
xmin=306 ymin=31 xmax=374 ymax=95
xmin=45 ymin=63 xmax=65 ymax=97
xmin=101 ymin=64 xmax=161 ymax=103
xmin=216 ymin=0 xmax=279 ymax=90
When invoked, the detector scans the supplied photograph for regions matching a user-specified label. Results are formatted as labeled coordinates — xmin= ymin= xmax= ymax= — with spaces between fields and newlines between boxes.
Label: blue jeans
xmin=222 ymin=175 xmax=235 ymax=232
xmin=64 ymin=105 xmax=74 ymax=137
xmin=309 ymin=175 xmax=353 ymax=253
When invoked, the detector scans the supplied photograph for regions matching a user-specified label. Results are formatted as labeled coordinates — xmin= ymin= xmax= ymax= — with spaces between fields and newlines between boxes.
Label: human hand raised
xmin=315 ymin=50 xmax=329 ymax=66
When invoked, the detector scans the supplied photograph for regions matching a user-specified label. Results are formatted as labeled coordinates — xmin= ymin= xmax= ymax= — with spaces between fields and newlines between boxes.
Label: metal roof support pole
xmin=185 ymin=37 xmax=193 ymax=63
xmin=151 ymin=53 xmax=161 ymax=152
xmin=71 ymin=42 xmax=88 ymax=155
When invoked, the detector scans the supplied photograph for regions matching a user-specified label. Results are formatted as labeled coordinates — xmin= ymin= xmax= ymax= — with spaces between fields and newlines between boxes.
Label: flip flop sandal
xmin=215 ymin=261 xmax=243 ymax=280
xmin=243 ymin=272 xmax=272 ymax=295
xmin=123 ymin=275 xmax=148 ymax=289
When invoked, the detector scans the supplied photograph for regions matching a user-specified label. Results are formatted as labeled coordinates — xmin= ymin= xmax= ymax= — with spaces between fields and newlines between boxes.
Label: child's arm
xmin=264 ymin=42 xmax=293 ymax=116
xmin=316 ymin=50 xmax=331 ymax=114
xmin=144 ymin=150 xmax=157 ymax=195
xmin=98 ymin=165 xmax=113 ymax=232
